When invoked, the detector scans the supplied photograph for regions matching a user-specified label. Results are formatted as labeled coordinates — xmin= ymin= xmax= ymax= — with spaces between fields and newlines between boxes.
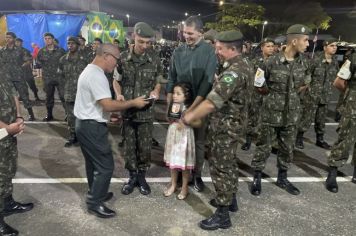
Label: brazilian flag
xmin=87 ymin=12 xmax=109 ymax=42
xmin=104 ymin=20 xmax=125 ymax=46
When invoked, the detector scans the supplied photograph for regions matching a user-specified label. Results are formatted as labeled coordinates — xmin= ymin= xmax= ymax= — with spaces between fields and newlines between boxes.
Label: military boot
xmin=315 ymin=134 xmax=331 ymax=150
xmin=250 ymin=170 xmax=262 ymax=196
xmin=241 ymin=135 xmax=252 ymax=151
xmin=27 ymin=108 xmax=36 ymax=121
xmin=121 ymin=170 xmax=138 ymax=195
xmin=0 ymin=215 xmax=18 ymax=236
xmin=199 ymin=206 xmax=232 ymax=230
xmin=209 ymin=193 xmax=238 ymax=212
xmin=352 ymin=166 xmax=356 ymax=184
xmin=295 ymin=131 xmax=304 ymax=149
xmin=325 ymin=167 xmax=338 ymax=193
xmin=137 ymin=170 xmax=151 ymax=195
xmin=64 ymin=132 xmax=78 ymax=148
xmin=43 ymin=107 xmax=54 ymax=121
xmin=276 ymin=169 xmax=300 ymax=195
xmin=2 ymin=195 xmax=34 ymax=216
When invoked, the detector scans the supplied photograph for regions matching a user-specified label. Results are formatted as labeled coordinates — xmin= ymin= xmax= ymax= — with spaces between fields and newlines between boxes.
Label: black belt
xmin=78 ymin=119 xmax=107 ymax=126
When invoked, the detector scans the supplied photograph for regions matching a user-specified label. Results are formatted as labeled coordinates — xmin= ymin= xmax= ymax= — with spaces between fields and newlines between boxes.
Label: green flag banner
xmin=87 ymin=12 xmax=109 ymax=42
xmin=104 ymin=19 xmax=125 ymax=46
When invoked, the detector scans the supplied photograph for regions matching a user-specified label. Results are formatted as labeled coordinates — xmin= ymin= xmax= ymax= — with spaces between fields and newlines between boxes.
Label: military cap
xmin=261 ymin=37 xmax=275 ymax=44
xmin=286 ymin=24 xmax=311 ymax=35
xmin=67 ymin=36 xmax=80 ymax=45
xmin=134 ymin=22 xmax=155 ymax=38
xmin=43 ymin=32 xmax=55 ymax=38
xmin=215 ymin=30 xmax=243 ymax=42
xmin=6 ymin=32 xmax=17 ymax=38
xmin=323 ymin=37 xmax=338 ymax=46
xmin=204 ymin=29 xmax=218 ymax=42
xmin=15 ymin=38 xmax=23 ymax=42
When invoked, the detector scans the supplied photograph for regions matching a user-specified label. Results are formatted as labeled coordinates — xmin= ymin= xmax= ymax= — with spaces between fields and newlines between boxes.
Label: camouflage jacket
xmin=37 ymin=46 xmax=65 ymax=81
xmin=120 ymin=49 xmax=163 ymax=121
xmin=259 ymin=51 xmax=311 ymax=126
xmin=308 ymin=51 xmax=339 ymax=104
xmin=343 ymin=53 xmax=356 ymax=118
xmin=20 ymin=47 xmax=34 ymax=78
xmin=58 ymin=51 xmax=88 ymax=102
xmin=206 ymin=55 xmax=253 ymax=141
xmin=0 ymin=46 xmax=31 ymax=82
xmin=0 ymin=76 xmax=17 ymax=125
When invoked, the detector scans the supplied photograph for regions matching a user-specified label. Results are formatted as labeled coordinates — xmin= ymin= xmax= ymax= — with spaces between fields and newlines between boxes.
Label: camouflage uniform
xmin=120 ymin=50 xmax=163 ymax=171
xmin=206 ymin=56 xmax=251 ymax=206
xmin=20 ymin=47 xmax=39 ymax=98
xmin=298 ymin=51 xmax=339 ymax=135
xmin=251 ymin=52 xmax=311 ymax=171
xmin=37 ymin=46 xmax=66 ymax=111
xmin=328 ymin=53 xmax=356 ymax=167
xmin=58 ymin=50 xmax=88 ymax=136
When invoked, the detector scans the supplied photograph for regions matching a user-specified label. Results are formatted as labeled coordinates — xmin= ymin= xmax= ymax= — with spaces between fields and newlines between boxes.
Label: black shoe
xmin=42 ymin=115 xmax=54 ymax=122
xmin=193 ymin=176 xmax=205 ymax=192
xmin=295 ymin=132 xmax=304 ymax=149
xmin=276 ymin=170 xmax=300 ymax=195
xmin=0 ymin=216 xmax=18 ymax=236
xmin=316 ymin=135 xmax=331 ymax=150
xmin=325 ymin=167 xmax=338 ymax=193
xmin=64 ymin=135 xmax=78 ymax=148
xmin=271 ymin=147 xmax=278 ymax=155
xmin=27 ymin=108 xmax=36 ymax=121
xmin=209 ymin=194 xmax=238 ymax=212
xmin=87 ymin=203 xmax=116 ymax=218
xmin=137 ymin=170 xmax=151 ymax=195
xmin=250 ymin=171 xmax=262 ymax=196
xmin=121 ymin=171 xmax=138 ymax=195
xmin=241 ymin=135 xmax=252 ymax=151
xmin=199 ymin=206 xmax=232 ymax=230
xmin=352 ymin=167 xmax=356 ymax=184
xmin=2 ymin=195 xmax=34 ymax=216
xmin=334 ymin=112 xmax=341 ymax=122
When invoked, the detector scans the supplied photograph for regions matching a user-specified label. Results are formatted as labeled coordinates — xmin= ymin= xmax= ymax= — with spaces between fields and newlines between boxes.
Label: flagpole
xmin=311 ymin=28 xmax=319 ymax=59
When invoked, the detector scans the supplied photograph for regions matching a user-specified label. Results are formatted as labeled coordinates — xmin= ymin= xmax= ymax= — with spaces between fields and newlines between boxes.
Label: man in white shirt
xmin=74 ymin=43 xmax=148 ymax=218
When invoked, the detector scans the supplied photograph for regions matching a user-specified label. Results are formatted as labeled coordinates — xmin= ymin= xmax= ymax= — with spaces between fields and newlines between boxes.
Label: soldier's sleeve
xmin=167 ymin=50 xmax=177 ymax=94
xmin=57 ymin=56 xmax=65 ymax=77
xmin=155 ymin=55 xmax=164 ymax=84
xmin=23 ymin=48 xmax=32 ymax=63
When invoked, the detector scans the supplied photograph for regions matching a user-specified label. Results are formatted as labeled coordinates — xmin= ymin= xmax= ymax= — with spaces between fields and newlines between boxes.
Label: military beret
xmin=78 ymin=36 xmax=86 ymax=41
xmin=215 ymin=30 xmax=243 ymax=42
xmin=204 ymin=29 xmax=218 ymax=42
xmin=15 ymin=38 xmax=23 ymax=42
xmin=261 ymin=37 xmax=275 ymax=45
xmin=286 ymin=24 xmax=311 ymax=35
xmin=67 ymin=36 xmax=80 ymax=45
xmin=323 ymin=37 xmax=338 ymax=46
xmin=134 ymin=22 xmax=155 ymax=38
xmin=6 ymin=32 xmax=17 ymax=38
xmin=94 ymin=37 xmax=103 ymax=43
xmin=43 ymin=32 xmax=54 ymax=38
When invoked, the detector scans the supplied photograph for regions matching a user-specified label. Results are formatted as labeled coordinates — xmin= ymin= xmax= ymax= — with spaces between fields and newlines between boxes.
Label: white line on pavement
xmin=12 ymin=176 xmax=353 ymax=184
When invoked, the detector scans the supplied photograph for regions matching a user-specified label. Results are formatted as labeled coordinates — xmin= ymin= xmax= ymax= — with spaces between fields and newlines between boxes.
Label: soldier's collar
xmin=222 ymin=55 xmax=240 ymax=68
xmin=279 ymin=52 xmax=302 ymax=63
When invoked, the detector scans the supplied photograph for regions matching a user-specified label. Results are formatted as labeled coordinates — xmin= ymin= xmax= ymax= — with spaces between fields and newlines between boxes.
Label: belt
xmin=78 ymin=119 xmax=107 ymax=126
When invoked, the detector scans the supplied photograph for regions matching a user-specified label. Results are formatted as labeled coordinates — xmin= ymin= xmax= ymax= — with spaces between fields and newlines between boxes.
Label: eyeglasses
xmin=104 ymin=51 xmax=120 ymax=61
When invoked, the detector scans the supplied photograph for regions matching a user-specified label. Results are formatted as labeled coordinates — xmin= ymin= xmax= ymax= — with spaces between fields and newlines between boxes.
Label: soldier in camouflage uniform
xmin=184 ymin=30 xmax=252 ymax=230
xmin=118 ymin=22 xmax=163 ymax=196
xmin=87 ymin=37 xmax=102 ymax=63
xmin=58 ymin=37 xmax=88 ymax=147
xmin=250 ymin=24 xmax=312 ymax=196
xmin=325 ymin=52 xmax=356 ymax=193
xmin=242 ymin=38 xmax=275 ymax=151
xmin=0 ymin=67 xmax=34 ymax=236
xmin=296 ymin=38 xmax=339 ymax=150
xmin=37 ymin=32 xmax=66 ymax=121
xmin=0 ymin=32 xmax=35 ymax=121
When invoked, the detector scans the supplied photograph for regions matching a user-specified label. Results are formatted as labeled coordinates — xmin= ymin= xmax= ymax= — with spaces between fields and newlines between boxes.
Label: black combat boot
xmin=137 ymin=170 xmax=151 ymax=195
xmin=250 ymin=170 xmax=262 ymax=196
xmin=0 ymin=215 xmax=18 ymax=236
xmin=295 ymin=131 xmax=304 ymax=149
xmin=64 ymin=132 xmax=78 ymax=148
xmin=27 ymin=108 xmax=36 ymax=121
xmin=121 ymin=170 xmax=138 ymax=195
xmin=241 ymin=135 xmax=252 ymax=151
xmin=209 ymin=193 xmax=238 ymax=212
xmin=2 ymin=195 xmax=34 ymax=216
xmin=352 ymin=166 xmax=356 ymax=184
xmin=276 ymin=169 xmax=300 ymax=195
xmin=199 ymin=206 xmax=232 ymax=230
xmin=191 ymin=172 xmax=205 ymax=192
xmin=315 ymin=134 xmax=331 ymax=150
xmin=43 ymin=107 xmax=54 ymax=121
xmin=325 ymin=167 xmax=338 ymax=193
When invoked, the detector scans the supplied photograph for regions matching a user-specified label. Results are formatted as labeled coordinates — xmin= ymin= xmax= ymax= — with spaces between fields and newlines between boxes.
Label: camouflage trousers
xmin=12 ymin=80 xmax=32 ymax=109
xmin=335 ymin=91 xmax=346 ymax=115
xmin=208 ymin=133 xmax=239 ymax=206
xmin=251 ymin=124 xmax=296 ymax=171
xmin=44 ymin=79 xmax=65 ymax=109
xmin=0 ymin=136 xmax=18 ymax=211
xmin=298 ymin=96 xmax=328 ymax=135
xmin=24 ymin=71 xmax=38 ymax=96
xmin=193 ymin=119 xmax=207 ymax=176
xmin=328 ymin=116 xmax=356 ymax=168
xmin=65 ymin=102 xmax=75 ymax=134
xmin=122 ymin=120 xmax=153 ymax=171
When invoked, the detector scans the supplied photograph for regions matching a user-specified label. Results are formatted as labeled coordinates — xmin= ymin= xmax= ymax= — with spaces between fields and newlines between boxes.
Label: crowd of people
xmin=0 ymin=14 xmax=356 ymax=235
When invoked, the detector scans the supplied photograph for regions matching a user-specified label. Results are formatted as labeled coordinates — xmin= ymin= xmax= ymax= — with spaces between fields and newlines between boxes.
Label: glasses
xmin=104 ymin=51 xmax=120 ymax=61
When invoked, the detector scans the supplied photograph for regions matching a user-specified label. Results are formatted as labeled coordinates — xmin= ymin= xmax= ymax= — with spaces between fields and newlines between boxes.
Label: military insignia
xmin=223 ymin=61 xmax=229 ymax=68
xmin=301 ymin=27 xmax=305 ymax=33
xmin=137 ymin=29 xmax=141 ymax=34
xmin=222 ymin=71 xmax=238 ymax=84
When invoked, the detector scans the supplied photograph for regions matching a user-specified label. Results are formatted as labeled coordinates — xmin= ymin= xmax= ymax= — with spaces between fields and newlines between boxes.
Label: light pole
xmin=261 ymin=21 xmax=268 ymax=41
xmin=126 ymin=14 xmax=130 ymax=27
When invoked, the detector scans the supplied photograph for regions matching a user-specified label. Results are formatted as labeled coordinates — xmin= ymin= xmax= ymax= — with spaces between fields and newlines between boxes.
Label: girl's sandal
xmin=163 ymin=187 xmax=176 ymax=197
xmin=177 ymin=191 xmax=189 ymax=200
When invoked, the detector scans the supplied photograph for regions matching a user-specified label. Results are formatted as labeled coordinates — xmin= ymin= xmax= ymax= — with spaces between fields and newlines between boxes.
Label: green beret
xmin=134 ymin=22 xmax=155 ymax=38
xmin=286 ymin=24 xmax=311 ymax=35
xmin=323 ymin=37 xmax=338 ymax=46
xmin=215 ymin=30 xmax=243 ymax=42
xmin=67 ymin=36 xmax=80 ymax=45
xmin=261 ymin=37 xmax=275 ymax=45
xmin=6 ymin=32 xmax=16 ymax=38
xmin=204 ymin=29 xmax=218 ymax=42
xmin=43 ymin=32 xmax=54 ymax=38
xmin=15 ymin=38 xmax=23 ymax=42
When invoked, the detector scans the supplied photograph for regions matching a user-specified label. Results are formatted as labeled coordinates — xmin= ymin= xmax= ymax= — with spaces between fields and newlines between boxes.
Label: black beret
xmin=43 ymin=32 xmax=55 ymax=38
xmin=6 ymin=32 xmax=17 ymax=38
xmin=15 ymin=38 xmax=23 ymax=42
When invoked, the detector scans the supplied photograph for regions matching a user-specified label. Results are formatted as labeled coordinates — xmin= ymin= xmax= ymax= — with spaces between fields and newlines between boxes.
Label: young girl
xmin=163 ymin=82 xmax=198 ymax=200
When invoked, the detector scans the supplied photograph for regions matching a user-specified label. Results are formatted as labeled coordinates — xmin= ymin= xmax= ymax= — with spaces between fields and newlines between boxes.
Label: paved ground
xmin=5 ymin=82 xmax=356 ymax=236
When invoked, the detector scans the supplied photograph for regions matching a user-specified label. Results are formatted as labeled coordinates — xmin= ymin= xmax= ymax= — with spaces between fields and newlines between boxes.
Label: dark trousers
xmin=75 ymin=119 xmax=114 ymax=206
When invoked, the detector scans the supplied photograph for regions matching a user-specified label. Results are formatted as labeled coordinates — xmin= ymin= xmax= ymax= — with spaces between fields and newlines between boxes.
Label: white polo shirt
xmin=74 ymin=64 xmax=112 ymax=122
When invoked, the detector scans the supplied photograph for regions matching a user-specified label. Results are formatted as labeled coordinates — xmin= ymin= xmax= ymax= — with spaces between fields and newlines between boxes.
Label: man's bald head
xmin=93 ymin=43 xmax=120 ymax=73
xmin=96 ymin=43 xmax=120 ymax=57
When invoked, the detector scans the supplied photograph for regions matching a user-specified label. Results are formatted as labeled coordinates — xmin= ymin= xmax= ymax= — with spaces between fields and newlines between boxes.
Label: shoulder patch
xmin=222 ymin=71 xmax=238 ymax=84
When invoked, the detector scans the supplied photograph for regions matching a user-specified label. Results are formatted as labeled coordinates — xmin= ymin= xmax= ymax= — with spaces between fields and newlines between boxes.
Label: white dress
xmin=163 ymin=121 xmax=195 ymax=170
